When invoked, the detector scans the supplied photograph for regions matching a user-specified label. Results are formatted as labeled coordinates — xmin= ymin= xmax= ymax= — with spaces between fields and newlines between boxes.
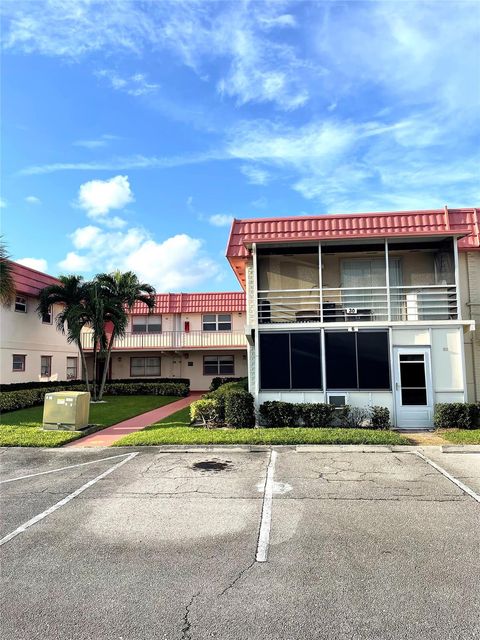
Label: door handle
xmin=395 ymin=382 xmax=400 ymax=391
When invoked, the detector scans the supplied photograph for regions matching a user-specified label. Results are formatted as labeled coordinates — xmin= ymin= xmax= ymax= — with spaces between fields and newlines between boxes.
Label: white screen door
xmin=394 ymin=347 xmax=433 ymax=429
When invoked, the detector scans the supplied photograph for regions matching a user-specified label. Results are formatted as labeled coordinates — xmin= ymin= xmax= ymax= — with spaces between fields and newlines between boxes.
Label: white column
xmin=453 ymin=237 xmax=461 ymax=320
xmin=385 ymin=238 xmax=391 ymax=322
xmin=318 ymin=242 xmax=323 ymax=322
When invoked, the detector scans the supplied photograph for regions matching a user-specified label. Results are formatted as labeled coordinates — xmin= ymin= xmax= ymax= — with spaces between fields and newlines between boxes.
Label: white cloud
xmin=58 ymin=252 xmax=91 ymax=272
xmin=17 ymin=257 xmax=48 ymax=272
xmin=2 ymin=1 xmax=312 ymax=110
xmin=19 ymin=150 xmax=227 ymax=175
xmin=77 ymin=175 xmax=134 ymax=220
xmin=0 ymin=198 xmax=6 ymax=208
xmin=240 ymin=165 xmax=270 ymax=185
xmin=59 ymin=226 xmax=221 ymax=290
xmin=96 ymin=70 xmax=159 ymax=96
xmin=25 ymin=195 xmax=41 ymax=204
xmin=73 ymin=133 xmax=118 ymax=149
xmin=208 ymin=214 xmax=233 ymax=227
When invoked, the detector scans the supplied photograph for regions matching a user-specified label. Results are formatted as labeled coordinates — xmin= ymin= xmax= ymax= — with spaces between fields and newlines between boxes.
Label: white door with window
xmin=393 ymin=347 xmax=433 ymax=429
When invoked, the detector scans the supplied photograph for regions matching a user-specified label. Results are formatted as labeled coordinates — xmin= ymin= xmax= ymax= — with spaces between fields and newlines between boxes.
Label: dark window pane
xmin=260 ymin=333 xmax=290 ymax=390
xmin=402 ymin=388 xmax=427 ymax=405
xmin=291 ymin=333 xmax=321 ymax=389
xmin=400 ymin=362 xmax=426 ymax=388
xmin=357 ymin=332 xmax=390 ymax=389
xmin=325 ymin=332 xmax=357 ymax=389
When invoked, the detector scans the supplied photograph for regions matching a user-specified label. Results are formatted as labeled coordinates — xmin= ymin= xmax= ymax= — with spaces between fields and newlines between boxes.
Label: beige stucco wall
xmin=460 ymin=251 xmax=480 ymax=401
xmin=87 ymin=349 xmax=247 ymax=391
xmin=1 ymin=298 xmax=80 ymax=384
xmin=126 ymin=311 xmax=246 ymax=333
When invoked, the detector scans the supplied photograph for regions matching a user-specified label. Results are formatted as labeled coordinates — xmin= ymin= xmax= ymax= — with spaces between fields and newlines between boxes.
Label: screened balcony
xmin=257 ymin=238 xmax=458 ymax=324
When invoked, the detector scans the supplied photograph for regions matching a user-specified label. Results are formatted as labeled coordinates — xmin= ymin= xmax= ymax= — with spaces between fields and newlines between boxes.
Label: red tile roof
xmin=131 ymin=292 xmax=246 ymax=315
xmin=10 ymin=261 xmax=60 ymax=297
xmin=226 ymin=207 xmax=480 ymax=287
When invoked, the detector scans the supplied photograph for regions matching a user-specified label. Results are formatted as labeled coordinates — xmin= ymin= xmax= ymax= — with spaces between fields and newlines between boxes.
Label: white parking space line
xmin=415 ymin=451 xmax=480 ymax=503
xmin=0 ymin=452 xmax=138 ymax=548
xmin=256 ymin=449 xmax=277 ymax=563
xmin=0 ymin=453 xmax=134 ymax=485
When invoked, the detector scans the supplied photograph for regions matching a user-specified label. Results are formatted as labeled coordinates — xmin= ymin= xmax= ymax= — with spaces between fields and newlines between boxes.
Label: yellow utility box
xmin=42 ymin=391 xmax=91 ymax=431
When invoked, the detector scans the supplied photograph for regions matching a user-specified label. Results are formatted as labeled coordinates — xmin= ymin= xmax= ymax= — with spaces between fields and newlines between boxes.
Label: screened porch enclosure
xmin=257 ymin=238 xmax=458 ymax=324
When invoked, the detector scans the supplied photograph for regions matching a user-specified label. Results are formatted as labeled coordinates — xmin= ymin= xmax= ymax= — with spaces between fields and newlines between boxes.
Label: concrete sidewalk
xmin=65 ymin=392 xmax=202 ymax=448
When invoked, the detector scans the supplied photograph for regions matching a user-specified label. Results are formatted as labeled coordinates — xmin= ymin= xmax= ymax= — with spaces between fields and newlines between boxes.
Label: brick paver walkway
xmin=65 ymin=393 xmax=202 ymax=448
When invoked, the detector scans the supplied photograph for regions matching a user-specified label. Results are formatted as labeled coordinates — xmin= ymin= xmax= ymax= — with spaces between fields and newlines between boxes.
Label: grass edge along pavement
xmin=438 ymin=429 xmax=480 ymax=444
xmin=0 ymin=395 xmax=178 ymax=447
xmin=113 ymin=407 xmax=411 ymax=446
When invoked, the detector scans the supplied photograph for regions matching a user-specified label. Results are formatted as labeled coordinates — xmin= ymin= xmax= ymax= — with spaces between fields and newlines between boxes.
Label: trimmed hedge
xmin=191 ymin=381 xmax=255 ymax=429
xmin=1 ymin=382 xmax=188 ymax=413
xmin=259 ymin=401 xmax=299 ymax=428
xmin=224 ymin=391 xmax=255 ymax=428
xmin=209 ymin=377 xmax=248 ymax=392
xmin=259 ymin=401 xmax=391 ymax=430
xmin=0 ymin=377 xmax=190 ymax=392
xmin=434 ymin=403 xmax=480 ymax=430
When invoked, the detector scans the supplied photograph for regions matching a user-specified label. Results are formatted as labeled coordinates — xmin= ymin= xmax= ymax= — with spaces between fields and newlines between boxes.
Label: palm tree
xmin=37 ymin=275 xmax=92 ymax=393
xmin=95 ymin=271 xmax=156 ymax=400
xmin=0 ymin=240 xmax=16 ymax=306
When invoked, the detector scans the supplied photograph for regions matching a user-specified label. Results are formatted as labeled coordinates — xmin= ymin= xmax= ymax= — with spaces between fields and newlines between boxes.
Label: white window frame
xmin=66 ymin=357 xmax=78 ymax=380
xmin=12 ymin=354 xmax=26 ymax=372
xmin=202 ymin=314 xmax=232 ymax=332
xmin=130 ymin=356 xmax=161 ymax=377
xmin=15 ymin=296 xmax=27 ymax=313
xmin=131 ymin=315 xmax=162 ymax=334
xmin=42 ymin=305 xmax=53 ymax=324
xmin=203 ymin=355 xmax=235 ymax=376
xmin=41 ymin=355 xmax=52 ymax=377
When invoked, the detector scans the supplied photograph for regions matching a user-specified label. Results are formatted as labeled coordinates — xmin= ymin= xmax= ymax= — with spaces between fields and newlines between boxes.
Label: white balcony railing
xmin=81 ymin=330 xmax=247 ymax=350
xmin=258 ymin=285 xmax=458 ymax=324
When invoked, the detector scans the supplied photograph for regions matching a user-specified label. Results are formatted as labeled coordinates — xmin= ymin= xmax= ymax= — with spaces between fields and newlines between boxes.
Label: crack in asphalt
xmin=181 ymin=591 xmax=200 ymax=640
xmin=219 ymin=561 xmax=256 ymax=597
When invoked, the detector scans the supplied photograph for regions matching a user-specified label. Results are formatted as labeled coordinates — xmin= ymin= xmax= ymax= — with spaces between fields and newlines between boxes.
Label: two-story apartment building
xmin=226 ymin=207 xmax=480 ymax=429
xmin=0 ymin=262 xmax=81 ymax=384
xmin=81 ymin=293 xmax=248 ymax=391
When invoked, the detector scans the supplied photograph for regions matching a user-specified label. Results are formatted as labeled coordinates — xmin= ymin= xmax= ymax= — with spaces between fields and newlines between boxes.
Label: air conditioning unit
xmin=43 ymin=391 xmax=91 ymax=431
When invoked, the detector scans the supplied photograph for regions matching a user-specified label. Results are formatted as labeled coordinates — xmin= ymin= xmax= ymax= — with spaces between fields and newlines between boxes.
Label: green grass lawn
xmin=113 ymin=407 xmax=411 ymax=446
xmin=439 ymin=429 xmax=480 ymax=444
xmin=0 ymin=395 xmax=178 ymax=447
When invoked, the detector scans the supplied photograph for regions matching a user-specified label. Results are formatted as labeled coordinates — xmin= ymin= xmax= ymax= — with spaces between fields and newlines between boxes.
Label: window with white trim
xmin=42 ymin=305 xmax=53 ymax=324
xmin=12 ymin=354 xmax=26 ymax=372
xmin=130 ymin=356 xmax=161 ymax=377
xmin=41 ymin=355 xmax=52 ymax=377
xmin=67 ymin=357 xmax=78 ymax=380
xmin=132 ymin=315 xmax=162 ymax=333
xmin=202 ymin=314 xmax=232 ymax=332
xmin=15 ymin=296 xmax=27 ymax=313
xmin=203 ymin=355 xmax=234 ymax=375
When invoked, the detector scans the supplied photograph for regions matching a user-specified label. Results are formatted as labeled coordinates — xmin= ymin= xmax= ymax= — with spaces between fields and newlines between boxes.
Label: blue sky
xmin=1 ymin=0 xmax=479 ymax=291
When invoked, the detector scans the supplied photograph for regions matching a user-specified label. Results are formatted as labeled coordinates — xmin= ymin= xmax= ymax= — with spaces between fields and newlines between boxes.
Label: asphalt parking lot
xmin=1 ymin=446 xmax=479 ymax=640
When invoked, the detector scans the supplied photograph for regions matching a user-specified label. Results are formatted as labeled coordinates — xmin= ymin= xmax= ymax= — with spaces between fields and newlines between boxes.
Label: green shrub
xmin=259 ymin=401 xmax=299 ymax=428
xmin=370 ymin=406 xmax=391 ymax=430
xmin=298 ymin=403 xmax=336 ymax=428
xmin=102 ymin=382 xmax=188 ymax=397
xmin=434 ymin=403 xmax=480 ymax=429
xmin=224 ymin=391 xmax=255 ymax=428
xmin=0 ymin=377 xmax=190 ymax=392
xmin=0 ymin=382 xmax=187 ymax=413
xmin=209 ymin=377 xmax=247 ymax=392
xmin=190 ymin=398 xmax=222 ymax=428
xmin=336 ymin=406 xmax=371 ymax=429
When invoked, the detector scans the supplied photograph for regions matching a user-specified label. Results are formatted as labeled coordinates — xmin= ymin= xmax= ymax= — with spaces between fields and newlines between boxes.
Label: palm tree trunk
xmin=78 ymin=342 xmax=90 ymax=395
xmin=92 ymin=342 xmax=98 ymax=401
xmin=98 ymin=333 xmax=115 ymax=401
